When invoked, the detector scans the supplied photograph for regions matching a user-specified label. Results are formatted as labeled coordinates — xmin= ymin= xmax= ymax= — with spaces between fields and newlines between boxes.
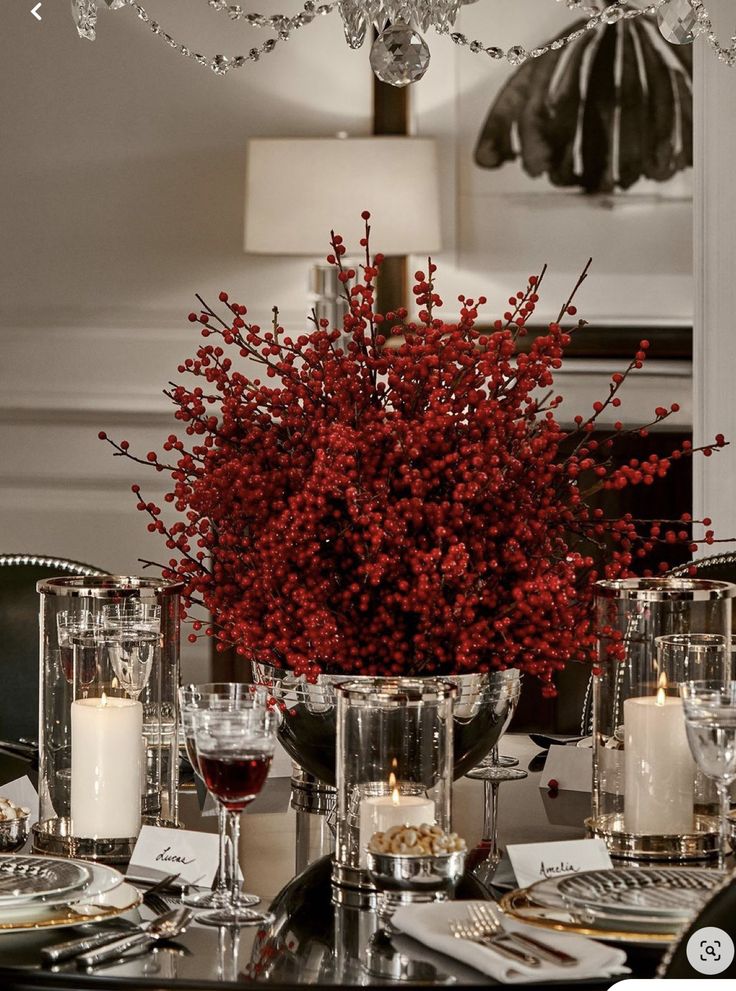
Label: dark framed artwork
xmin=406 ymin=0 xmax=693 ymax=359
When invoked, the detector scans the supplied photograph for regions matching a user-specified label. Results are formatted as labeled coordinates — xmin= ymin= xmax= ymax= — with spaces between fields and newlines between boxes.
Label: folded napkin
xmin=391 ymin=901 xmax=629 ymax=985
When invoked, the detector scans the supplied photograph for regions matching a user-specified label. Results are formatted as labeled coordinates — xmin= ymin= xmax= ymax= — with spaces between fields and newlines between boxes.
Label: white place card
xmin=539 ymin=745 xmax=593 ymax=793
xmin=128 ymin=825 xmax=220 ymax=888
xmin=507 ymin=838 xmax=612 ymax=890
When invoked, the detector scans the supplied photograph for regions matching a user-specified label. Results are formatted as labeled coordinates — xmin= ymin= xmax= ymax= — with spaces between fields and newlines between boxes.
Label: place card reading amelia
xmin=506 ymin=838 xmax=612 ymax=889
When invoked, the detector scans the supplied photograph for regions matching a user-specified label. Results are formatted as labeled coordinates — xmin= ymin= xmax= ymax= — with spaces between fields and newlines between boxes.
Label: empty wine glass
xmin=466 ymin=746 xmax=527 ymax=890
xmin=681 ymin=679 xmax=736 ymax=866
xmin=56 ymin=610 xmax=99 ymax=697
xmin=101 ymin=602 xmax=160 ymax=699
xmin=178 ymin=683 xmax=261 ymax=911
xmin=192 ymin=700 xmax=278 ymax=927
xmin=656 ymin=633 xmax=729 ymax=684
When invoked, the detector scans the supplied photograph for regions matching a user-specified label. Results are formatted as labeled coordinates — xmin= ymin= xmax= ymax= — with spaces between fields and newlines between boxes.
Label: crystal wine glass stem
xmin=216 ymin=804 xmax=229 ymax=898
xmin=482 ymin=779 xmax=500 ymax=863
xmin=716 ymin=780 xmax=730 ymax=868
xmin=228 ymin=809 xmax=242 ymax=908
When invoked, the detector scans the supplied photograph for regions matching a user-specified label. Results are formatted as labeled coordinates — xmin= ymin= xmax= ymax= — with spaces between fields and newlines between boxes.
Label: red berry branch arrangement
xmin=100 ymin=213 xmax=727 ymax=693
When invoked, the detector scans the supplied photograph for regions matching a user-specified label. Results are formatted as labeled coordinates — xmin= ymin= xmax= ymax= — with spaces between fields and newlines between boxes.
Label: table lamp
xmin=244 ymin=136 xmax=441 ymax=334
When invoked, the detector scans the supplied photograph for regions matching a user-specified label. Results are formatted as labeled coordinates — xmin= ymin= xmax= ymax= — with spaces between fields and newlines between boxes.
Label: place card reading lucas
xmin=506 ymin=838 xmax=612 ymax=890
xmin=128 ymin=825 xmax=219 ymax=888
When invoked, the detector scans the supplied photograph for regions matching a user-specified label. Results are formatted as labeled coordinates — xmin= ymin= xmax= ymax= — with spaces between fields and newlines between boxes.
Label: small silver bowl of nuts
xmin=0 ymin=799 xmax=30 ymax=853
xmin=366 ymin=824 xmax=466 ymax=913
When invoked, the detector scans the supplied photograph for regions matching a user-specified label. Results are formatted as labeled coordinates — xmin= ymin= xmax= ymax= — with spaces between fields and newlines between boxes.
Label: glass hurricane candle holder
xmin=34 ymin=576 xmax=182 ymax=863
xmin=333 ymin=678 xmax=455 ymax=902
xmin=590 ymin=577 xmax=736 ymax=861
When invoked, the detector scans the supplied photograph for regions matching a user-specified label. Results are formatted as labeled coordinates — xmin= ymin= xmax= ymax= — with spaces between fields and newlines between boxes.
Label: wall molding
xmin=693 ymin=2 xmax=736 ymax=538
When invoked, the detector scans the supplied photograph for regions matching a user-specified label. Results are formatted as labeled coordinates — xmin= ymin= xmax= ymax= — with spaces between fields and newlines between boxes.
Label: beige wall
xmin=0 ymin=1 xmax=372 ymax=679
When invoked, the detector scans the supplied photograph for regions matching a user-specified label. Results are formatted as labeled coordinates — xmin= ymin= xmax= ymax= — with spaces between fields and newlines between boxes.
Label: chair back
xmin=0 ymin=554 xmax=107 ymax=744
xmin=659 ymin=870 xmax=736 ymax=977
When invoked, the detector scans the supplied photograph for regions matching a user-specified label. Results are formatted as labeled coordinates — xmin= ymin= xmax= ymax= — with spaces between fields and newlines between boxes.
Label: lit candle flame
xmin=111 ymin=676 xmax=119 ymax=691
xmin=100 ymin=691 xmax=108 ymax=707
xmin=389 ymin=771 xmax=400 ymax=806
xmin=656 ymin=671 xmax=667 ymax=706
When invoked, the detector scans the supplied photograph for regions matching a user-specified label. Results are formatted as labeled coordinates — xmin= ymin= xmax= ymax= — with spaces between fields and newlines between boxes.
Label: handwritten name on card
xmin=128 ymin=825 xmax=219 ymax=887
xmin=506 ymin=838 xmax=612 ymax=889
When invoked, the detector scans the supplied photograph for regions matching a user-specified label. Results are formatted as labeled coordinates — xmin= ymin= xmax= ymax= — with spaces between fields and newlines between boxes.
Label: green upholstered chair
xmin=0 ymin=554 xmax=108 ymax=747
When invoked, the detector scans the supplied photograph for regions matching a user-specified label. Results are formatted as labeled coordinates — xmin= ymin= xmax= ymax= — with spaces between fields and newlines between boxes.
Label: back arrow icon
xmin=31 ymin=3 xmax=42 ymax=20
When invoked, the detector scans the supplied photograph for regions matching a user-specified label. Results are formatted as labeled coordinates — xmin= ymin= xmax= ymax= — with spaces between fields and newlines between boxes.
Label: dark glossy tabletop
xmin=0 ymin=737 xmax=649 ymax=989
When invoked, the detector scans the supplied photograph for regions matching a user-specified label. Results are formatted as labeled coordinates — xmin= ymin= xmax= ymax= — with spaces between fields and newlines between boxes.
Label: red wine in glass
xmin=184 ymin=733 xmax=201 ymax=776
xmin=199 ymin=752 xmax=273 ymax=812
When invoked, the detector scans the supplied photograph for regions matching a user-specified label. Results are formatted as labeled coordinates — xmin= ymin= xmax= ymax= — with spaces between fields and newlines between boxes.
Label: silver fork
xmin=449 ymin=917 xmax=541 ymax=968
xmin=469 ymin=903 xmax=578 ymax=967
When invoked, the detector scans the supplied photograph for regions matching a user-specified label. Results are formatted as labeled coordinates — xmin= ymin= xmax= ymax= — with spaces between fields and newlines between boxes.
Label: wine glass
xmin=101 ymin=602 xmax=160 ymax=700
xmin=192 ymin=700 xmax=278 ymax=927
xmin=56 ymin=610 xmax=99 ymax=697
xmin=178 ymin=683 xmax=262 ymax=911
xmin=656 ymin=633 xmax=729 ymax=684
xmin=466 ymin=746 xmax=527 ymax=890
xmin=681 ymin=679 xmax=736 ymax=867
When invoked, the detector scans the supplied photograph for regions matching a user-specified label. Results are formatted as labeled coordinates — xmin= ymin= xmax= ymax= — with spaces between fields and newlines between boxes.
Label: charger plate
xmin=0 ymin=881 xmax=141 ymax=934
xmin=499 ymin=887 xmax=677 ymax=946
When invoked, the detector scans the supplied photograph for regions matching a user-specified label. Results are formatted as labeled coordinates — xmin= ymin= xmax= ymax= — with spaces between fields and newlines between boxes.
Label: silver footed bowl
xmin=251 ymin=662 xmax=521 ymax=786
xmin=366 ymin=849 xmax=466 ymax=900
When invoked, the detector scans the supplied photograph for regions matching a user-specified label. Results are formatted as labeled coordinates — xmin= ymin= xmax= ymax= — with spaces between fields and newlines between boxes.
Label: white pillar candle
xmin=71 ymin=694 xmax=143 ymax=839
xmin=624 ymin=686 xmax=695 ymax=835
xmin=359 ymin=788 xmax=435 ymax=867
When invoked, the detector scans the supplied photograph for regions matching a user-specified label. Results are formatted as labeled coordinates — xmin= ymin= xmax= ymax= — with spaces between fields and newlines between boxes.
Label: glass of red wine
xmin=178 ymin=683 xmax=262 ymax=911
xmin=191 ymin=695 xmax=278 ymax=927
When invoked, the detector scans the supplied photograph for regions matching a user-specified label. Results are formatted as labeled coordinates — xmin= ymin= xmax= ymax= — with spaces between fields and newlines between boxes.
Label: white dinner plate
xmin=0 ymin=881 xmax=142 ymax=933
xmin=0 ymin=862 xmax=125 ymax=923
xmin=557 ymin=867 xmax=721 ymax=920
xmin=0 ymin=855 xmax=92 ymax=908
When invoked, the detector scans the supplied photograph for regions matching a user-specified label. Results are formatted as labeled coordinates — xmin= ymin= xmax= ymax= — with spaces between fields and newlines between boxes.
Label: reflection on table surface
xmin=0 ymin=735 xmax=629 ymax=988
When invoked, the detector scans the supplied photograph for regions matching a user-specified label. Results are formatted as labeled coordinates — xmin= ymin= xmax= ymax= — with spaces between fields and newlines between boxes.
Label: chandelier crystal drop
xmin=70 ymin=0 xmax=736 ymax=84
xmin=370 ymin=23 xmax=431 ymax=86
xmin=657 ymin=0 xmax=700 ymax=44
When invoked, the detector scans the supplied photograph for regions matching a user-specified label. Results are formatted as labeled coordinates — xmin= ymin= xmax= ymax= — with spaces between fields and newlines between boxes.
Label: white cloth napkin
xmin=391 ymin=901 xmax=630 ymax=985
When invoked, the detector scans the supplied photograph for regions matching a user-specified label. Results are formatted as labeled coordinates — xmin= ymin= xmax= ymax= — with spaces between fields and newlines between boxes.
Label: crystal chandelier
xmin=71 ymin=0 xmax=736 ymax=87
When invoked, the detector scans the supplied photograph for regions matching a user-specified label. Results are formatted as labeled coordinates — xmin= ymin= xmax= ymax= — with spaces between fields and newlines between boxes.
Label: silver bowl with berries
xmin=366 ymin=824 xmax=466 ymax=911
xmin=0 ymin=799 xmax=30 ymax=853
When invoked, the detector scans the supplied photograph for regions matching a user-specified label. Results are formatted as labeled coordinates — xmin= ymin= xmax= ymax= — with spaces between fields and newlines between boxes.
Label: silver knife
xmin=41 ymin=922 xmax=140 ymax=966
xmin=77 ymin=907 xmax=192 ymax=969
xmin=505 ymin=932 xmax=578 ymax=967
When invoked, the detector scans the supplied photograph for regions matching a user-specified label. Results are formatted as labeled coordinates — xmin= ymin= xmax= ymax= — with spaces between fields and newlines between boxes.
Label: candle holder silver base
xmin=32 ymin=815 xmax=179 ymax=865
xmin=586 ymin=813 xmax=721 ymax=861
xmin=331 ymin=861 xmax=378 ymax=909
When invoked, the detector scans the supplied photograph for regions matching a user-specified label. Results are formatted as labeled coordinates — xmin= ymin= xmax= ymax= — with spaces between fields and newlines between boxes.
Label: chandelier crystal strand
xmin=73 ymin=0 xmax=736 ymax=80
xmin=111 ymin=0 xmax=335 ymax=73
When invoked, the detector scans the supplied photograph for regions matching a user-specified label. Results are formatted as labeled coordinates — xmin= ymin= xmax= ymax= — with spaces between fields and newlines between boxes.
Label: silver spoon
xmin=77 ymin=907 xmax=192 ymax=969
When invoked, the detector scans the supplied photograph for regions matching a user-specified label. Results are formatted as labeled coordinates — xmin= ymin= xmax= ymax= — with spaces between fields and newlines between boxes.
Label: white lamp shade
xmin=244 ymin=137 xmax=441 ymax=256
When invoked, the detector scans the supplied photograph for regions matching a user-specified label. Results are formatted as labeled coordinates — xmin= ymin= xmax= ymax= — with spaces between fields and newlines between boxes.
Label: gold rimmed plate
xmin=0 ymin=881 xmax=141 ymax=934
xmin=499 ymin=887 xmax=677 ymax=946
